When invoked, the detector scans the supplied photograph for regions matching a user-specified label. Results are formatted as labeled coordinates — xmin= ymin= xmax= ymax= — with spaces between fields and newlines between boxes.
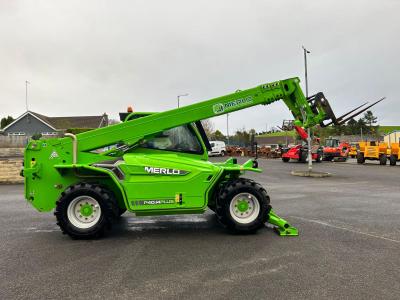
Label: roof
xmin=384 ymin=130 xmax=400 ymax=136
xmin=30 ymin=111 xmax=107 ymax=129
xmin=1 ymin=111 xmax=108 ymax=132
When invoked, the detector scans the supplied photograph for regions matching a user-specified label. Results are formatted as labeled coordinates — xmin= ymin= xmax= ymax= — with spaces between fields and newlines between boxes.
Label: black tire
xmin=220 ymin=150 xmax=225 ymax=157
xmin=315 ymin=154 xmax=321 ymax=163
xmin=379 ymin=155 xmax=387 ymax=165
xmin=390 ymin=154 xmax=397 ymax=166
xmin=357 ymin=153 xmax=365 ymax=164
xmin=300 ymin=150 xmax=307 ymax=163
xmin=117 ymin=207 xmax=127 ymax=217
xmin=282 ymin=157 xmax=289 ymax=162
xmin=54 ymin=183 xmax=118 ymax=239
xmin=216 ymin=178 xmax=271 ymax=233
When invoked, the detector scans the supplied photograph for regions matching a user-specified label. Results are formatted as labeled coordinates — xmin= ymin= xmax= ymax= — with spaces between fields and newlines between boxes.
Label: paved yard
xmin=0 ymin=158 xmax=399 ymax=299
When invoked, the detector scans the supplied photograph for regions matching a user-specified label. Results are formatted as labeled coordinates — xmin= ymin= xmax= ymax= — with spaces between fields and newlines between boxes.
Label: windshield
xmin=140 ymin=125 xmax=203 ymax=154
xmin=325 ymin=139 xmax=339 ymax=147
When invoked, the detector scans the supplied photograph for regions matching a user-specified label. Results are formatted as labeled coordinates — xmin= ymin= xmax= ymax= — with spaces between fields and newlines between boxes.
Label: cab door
xmin=119 ymin=125 xmax=219 ymax=213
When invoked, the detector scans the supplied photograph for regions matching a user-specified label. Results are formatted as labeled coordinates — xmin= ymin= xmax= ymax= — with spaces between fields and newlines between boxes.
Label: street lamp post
xmin=302 ymin=46 xmax=312 ymax=171
xmin=25 ymin=80 xmax=30 ymax=111
xmin=177 ymin=93 xmax=189 ymax=108
xmin=226 ymin=113 xmax=230 ymax=145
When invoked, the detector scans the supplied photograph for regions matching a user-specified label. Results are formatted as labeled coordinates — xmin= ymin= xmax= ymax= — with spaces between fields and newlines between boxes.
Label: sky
xmin=0 ymin=0 xmax=399 ymax=134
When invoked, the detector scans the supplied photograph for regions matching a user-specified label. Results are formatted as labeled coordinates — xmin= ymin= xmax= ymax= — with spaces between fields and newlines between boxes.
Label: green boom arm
xmin=68 ymin=77 xmax=332 ymax=154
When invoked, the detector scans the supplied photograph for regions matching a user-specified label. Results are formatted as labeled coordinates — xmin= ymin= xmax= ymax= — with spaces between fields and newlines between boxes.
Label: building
xmin=384 ymin=130 xmax=400 ymax=145
xmin=0 ymin=111 xmax=108 ymax=137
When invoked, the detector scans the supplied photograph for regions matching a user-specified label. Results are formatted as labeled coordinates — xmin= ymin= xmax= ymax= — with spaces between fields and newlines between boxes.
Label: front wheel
xmin=390 ymin=154 xmax=397 ymax=166
xmin=216 ymin=178 xmax=271 ymax=233
xmin=220 ymin=150 xmax=225 ymax=157
xmin=379 ymin=155 xmax=387 ymax=165
xmin=282 ymin=157 xmax=289 ymax=162
xmin=55 ymin=183 xmax=118 ymax=239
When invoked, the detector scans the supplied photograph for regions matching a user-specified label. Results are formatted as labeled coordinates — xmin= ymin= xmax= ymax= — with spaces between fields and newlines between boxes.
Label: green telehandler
xmin=22 ymin=77 xmax=356 ymax=239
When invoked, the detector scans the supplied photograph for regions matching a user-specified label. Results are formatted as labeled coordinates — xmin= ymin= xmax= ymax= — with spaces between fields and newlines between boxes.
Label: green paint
xmin=80 ymin=204 xmax=93 ymax=217
xmin=22 ymin=77 xmax=336 ymax=236
xmin=237 ymin=200 xmax=249 ymax=212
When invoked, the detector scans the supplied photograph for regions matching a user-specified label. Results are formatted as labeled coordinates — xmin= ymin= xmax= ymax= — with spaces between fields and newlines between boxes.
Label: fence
xmin=0 ymin=136 xmax=29 ymax=148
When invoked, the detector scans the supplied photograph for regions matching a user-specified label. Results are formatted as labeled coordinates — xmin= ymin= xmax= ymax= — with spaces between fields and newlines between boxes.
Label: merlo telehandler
xmin=22 ymin=77 xmax=368 ymax=239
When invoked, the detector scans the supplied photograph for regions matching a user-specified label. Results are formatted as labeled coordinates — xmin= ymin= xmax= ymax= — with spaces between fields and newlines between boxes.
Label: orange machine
xmin=322 ymin=138 xmax=350 ymax=161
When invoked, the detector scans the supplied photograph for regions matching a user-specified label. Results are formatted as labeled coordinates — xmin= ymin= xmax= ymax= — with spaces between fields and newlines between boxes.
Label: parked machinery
xmin=357 ymin=141 xmax=388 ymax=165
xmin=322 ymin=138 xmax=350 ymax=161
xmin=281 ymin=125 xmax=322 ymax=163
xmin=389 ymin=142 xmax=399 ymax=166
xmin=348 ymin=142 xmax=358 ymax=158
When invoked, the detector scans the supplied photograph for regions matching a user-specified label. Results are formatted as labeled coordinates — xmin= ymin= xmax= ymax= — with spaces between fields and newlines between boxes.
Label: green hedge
xmin=65 ymin=128 xmax=95 ymax=135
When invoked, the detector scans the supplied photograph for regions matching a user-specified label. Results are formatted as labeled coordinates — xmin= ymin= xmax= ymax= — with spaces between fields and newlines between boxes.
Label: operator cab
xmin=119 ymin=109 xmax=211 ymax=158
xmin=325 ymin=138 xmax=339 ymax=148
xmin=140 ymin=125 xmax=204 ymax=154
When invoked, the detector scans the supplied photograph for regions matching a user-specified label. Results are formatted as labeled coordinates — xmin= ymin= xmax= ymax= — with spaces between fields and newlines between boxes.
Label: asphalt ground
xmin=0 ymin=158 xmax=399 ymax=300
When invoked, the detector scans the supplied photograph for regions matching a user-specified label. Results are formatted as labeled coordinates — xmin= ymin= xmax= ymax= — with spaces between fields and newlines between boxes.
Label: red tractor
xmin=322 ymin=138 xmax=350 ymax=161
xmin=281 ymin=126 xmax=323 ymax=163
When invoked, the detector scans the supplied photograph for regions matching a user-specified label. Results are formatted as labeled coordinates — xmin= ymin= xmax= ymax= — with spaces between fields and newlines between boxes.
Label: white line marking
xmin=291 ymin=216 xmax=400 ymax=244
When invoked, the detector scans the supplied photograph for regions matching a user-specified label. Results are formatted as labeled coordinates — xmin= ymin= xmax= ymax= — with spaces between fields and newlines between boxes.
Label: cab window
xmin=140 ymin=125 xmax=203 ymax=154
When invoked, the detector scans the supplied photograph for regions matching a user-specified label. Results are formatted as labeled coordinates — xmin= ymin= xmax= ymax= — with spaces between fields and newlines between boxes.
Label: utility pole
xmin=302 ymin=46 xmax=312 ymax=171
xmin=177 ymin=93 xmax=189 ymax=108
xmin=226 ymin=113 xmax=230 ymax=145
xmin=25 ymin=80 xmax=30 ymax=111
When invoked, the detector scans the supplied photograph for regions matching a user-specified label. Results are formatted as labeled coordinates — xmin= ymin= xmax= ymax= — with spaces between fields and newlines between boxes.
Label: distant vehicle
xmin=208 ymin=141 xmax=226 ymax=156
xmin=357 ymin=141 xmax=388 ymax=165
xmin=348 ymin=142 xmax=358 ymax=158
xmin=281 ymin=126 xmax=322 ymax=163
xmin=322 ymin=138 xmax=350 ymax=161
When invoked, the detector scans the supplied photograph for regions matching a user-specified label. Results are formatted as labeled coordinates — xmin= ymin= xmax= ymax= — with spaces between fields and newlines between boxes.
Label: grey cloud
xmin=0 ymin=0 xmax=398 ymax=133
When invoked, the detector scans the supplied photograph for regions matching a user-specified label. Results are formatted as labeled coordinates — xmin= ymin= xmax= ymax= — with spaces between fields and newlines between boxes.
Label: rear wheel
xmin=220 ymin=150 xmax=225 ymax=157
xmin=379 ymin=155 xmax=387 ymax=165
xmin=55 ymin=183 xmax=118 ymax=239
xmin=282 ymin=157 xmax=289 ymax=162
xmin=390 ymin=154 xmax=397 ymax=166
xmin=216 ymin=178 xmax=271 ymax=233
xmin=357 ymin=153 xmax=365 ymax=164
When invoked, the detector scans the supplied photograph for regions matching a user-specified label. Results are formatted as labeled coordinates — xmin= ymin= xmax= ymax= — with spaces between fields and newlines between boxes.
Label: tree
xmin=363 ymin=110 xmax=378 ymax=127
xmin=213 ymin=130 xmax=225 ymax=141
xmin=231 ymin=129 xmax=251 ymax=146
xmin=357 ymin=118 xmax=368 ymax=135
xmin=201 ymin=119 xmax=214 ymax=137
xmin=1 ymin=116 xmax=14 ymax=129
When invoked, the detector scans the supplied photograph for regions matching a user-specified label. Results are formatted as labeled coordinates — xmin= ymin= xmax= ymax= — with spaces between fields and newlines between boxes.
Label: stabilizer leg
xmin=267 ymin=209 xmax=298 ymax=236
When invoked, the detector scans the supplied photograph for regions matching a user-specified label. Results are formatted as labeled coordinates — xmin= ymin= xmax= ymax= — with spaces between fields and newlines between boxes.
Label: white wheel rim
xmin=67 ymin=196 xmax=102 ymax=229
xmin=229 ymin=193 xmax=260 ymax=224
